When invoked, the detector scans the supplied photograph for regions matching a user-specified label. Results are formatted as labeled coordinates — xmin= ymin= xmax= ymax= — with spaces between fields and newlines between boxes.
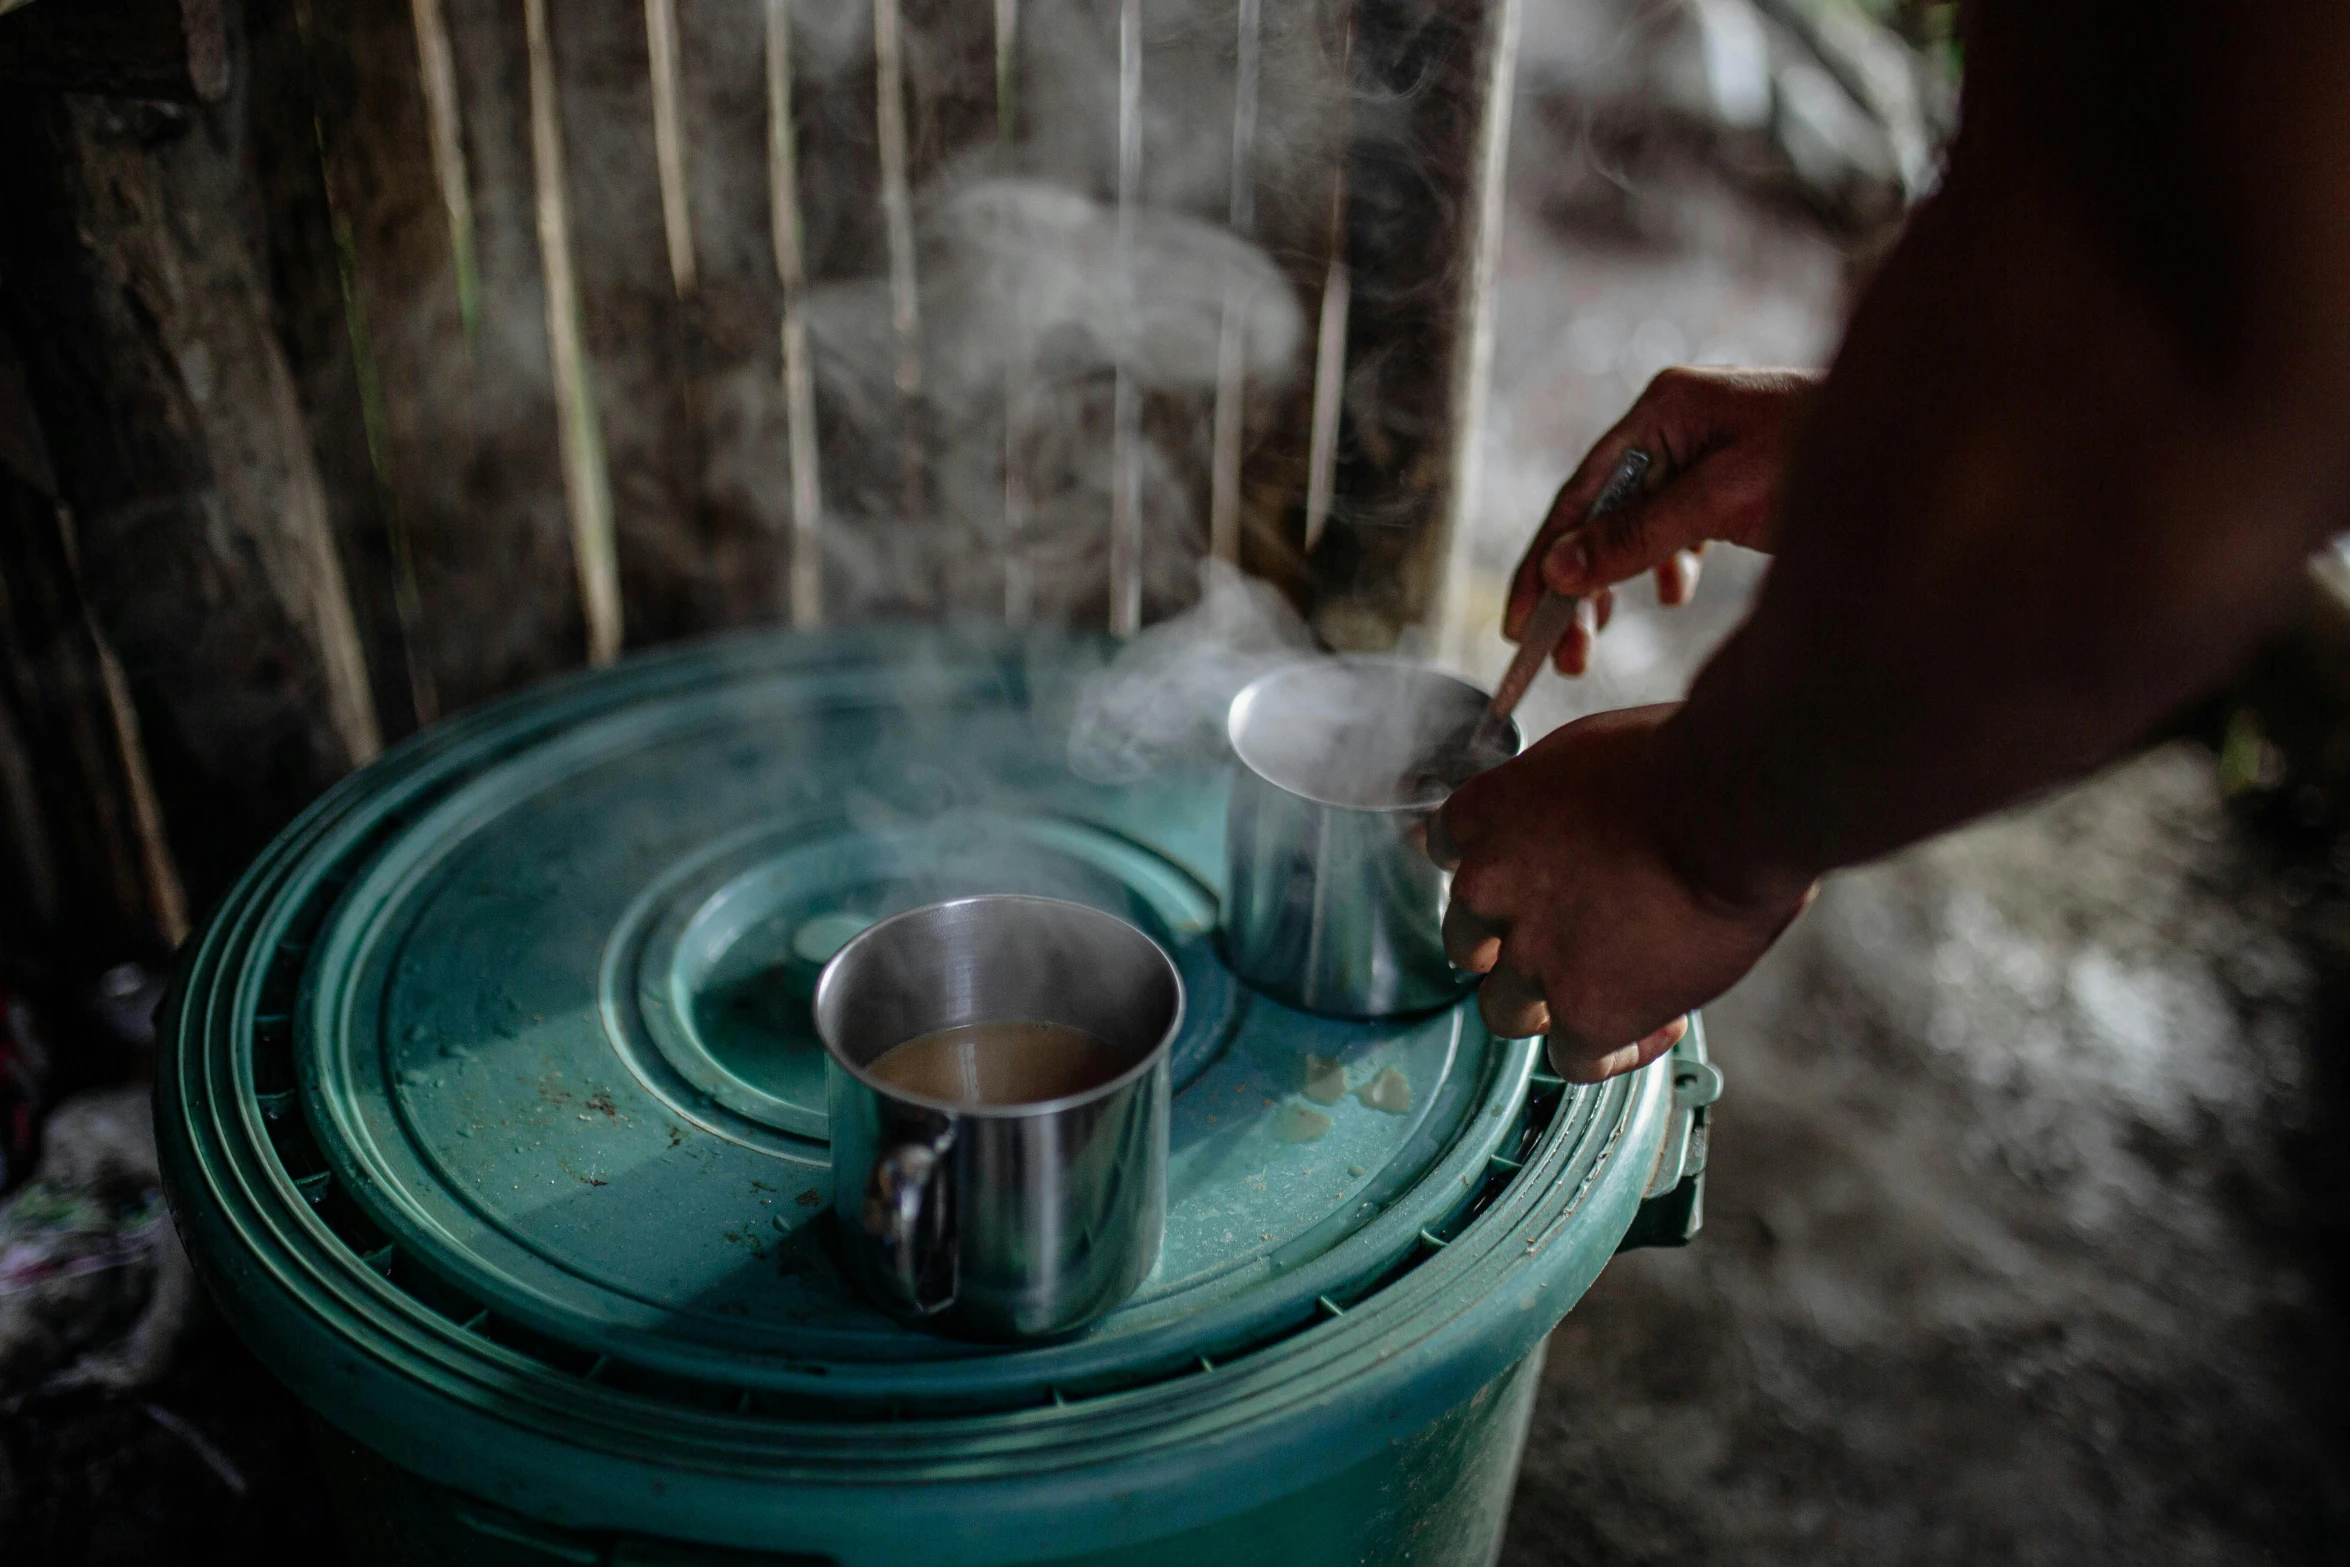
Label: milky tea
xmin=864 ymin=1020 xmax=1135 ymax=1108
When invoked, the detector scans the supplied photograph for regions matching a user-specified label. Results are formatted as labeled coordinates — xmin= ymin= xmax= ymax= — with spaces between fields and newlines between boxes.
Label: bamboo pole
xmin=1208 ymin=0 xmax=1262 ymax=567
xmin=1107 ymin=0 xmax=1143 ymax=635
xmin=767 ymin=0 xmax=823 ymax=627
xmin=998 ymin=0 xmax=1030 ymax=624
xmin=873 ymin=0 xmax=926 ymax=532
xmin=55 ymin=511 xmax=186 ymax=947
xmin=525 ymin=0 xmax=623 ymax=665
xmin=407 ymin=0 xmax=480 ymax=352
xmin=1435 ymin=0 xmax=1525 ymax=666
xmin=645 ymin=0 xmax=696 ymax=300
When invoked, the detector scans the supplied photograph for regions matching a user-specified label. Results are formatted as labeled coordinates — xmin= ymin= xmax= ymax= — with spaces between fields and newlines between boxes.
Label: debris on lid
xmin=1299 ymin=1053 xmax=1347 ymax=1105
xmin=1355 ymin=1067 xmax=1412 ymax=1115
xmin=1275 ymin=1104 xmax=1334 ymax=1143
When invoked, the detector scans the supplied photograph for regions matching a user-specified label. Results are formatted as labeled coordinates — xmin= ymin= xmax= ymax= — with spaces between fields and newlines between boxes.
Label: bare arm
xmin=1438 ymin=0 xmax=2350 ymax=1076
xmin=1663 ymin=1 xmax=2350 ymax=909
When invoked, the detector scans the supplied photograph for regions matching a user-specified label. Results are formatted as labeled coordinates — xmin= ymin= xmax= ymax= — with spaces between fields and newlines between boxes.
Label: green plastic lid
xmin=158 ymin=626 xmax=1683 ymax=1560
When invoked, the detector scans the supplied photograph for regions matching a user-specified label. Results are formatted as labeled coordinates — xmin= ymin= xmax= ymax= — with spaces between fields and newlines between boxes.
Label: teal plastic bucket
xmin=156 ymin=626 xmax=1714 ymax=1567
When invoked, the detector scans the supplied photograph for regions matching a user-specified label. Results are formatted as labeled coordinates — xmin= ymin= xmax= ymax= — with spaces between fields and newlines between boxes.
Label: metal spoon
xmin=1410 ymin=447 xmax=1655 ymax=797
xmin=1480 ymin=446 xmax=1654 ymax=732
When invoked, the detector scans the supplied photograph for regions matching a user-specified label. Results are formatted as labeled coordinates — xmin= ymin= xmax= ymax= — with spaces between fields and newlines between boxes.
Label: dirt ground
xmin=1503 ymin=746 xmax=2350 ymax=1565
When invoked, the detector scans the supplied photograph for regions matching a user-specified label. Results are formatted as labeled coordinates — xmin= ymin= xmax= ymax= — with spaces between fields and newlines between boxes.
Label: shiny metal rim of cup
xmin=1226 ymin=656 xmax=1518 ymax=814
xmin=810 ymin=893 xmax=1186 ymax=1120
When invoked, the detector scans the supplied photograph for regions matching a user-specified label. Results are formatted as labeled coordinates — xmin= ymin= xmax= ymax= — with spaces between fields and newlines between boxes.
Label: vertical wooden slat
xmin=0 ymin=86 xmax=385 ymax=916
xmin=1301 ymin=253 xmax=1349 ymax=552
xmin=997 ymin=0 xmax=1029 ymax=623
xmin=872 ymin=0 xmax=920 ymax=400
xmin=1301 ymin=11 xmax=1353 ymax=557
xmin=645 ymin=0 xmax=695 ymax=300
xmin=303 ymin=0 xmax=581 ymax=715
xmin=1208 ymin=0 xmax=1262 ymax=568
xmin=66 ymin=517 xmax=190 ymax=948
xmin=160 ymin=13 xmax=389 ymax=776
xmin=1434 ymin=0 xmax=1524 ymax=651
xmin=523 ymin=0 xmax=622 ymax=665
xmin=1309 ymin=0 xmax=1520 ymax=649
xmin=873 ymin=0 xmax=925 ymax=534
xmin=267 ymin=423 xmax=383 ymax=768
xmin=1106 ymin=0 xmax=1143 ymax=635
xmin=1204 ymin=0 xmax=1355 ymax=611
xmin=539 ymin=4 xmax=750 ymax=648
xmin=496 ymin=4 xmax=791 ymax=652
xmin=0 ymin=344 xmax=187 ymax=950
xmin=408 ymin=0 xmax=481 ymax=350
xmin=767 ymin=0 xmax=823 ymax=629
xmin=321 ymin=192 xmax=440 ymax=728
xmin=993 ymin=0 xmax=1018 ymax=144
xmin=0 ymin=473 xmax=141 ymax=947
xmin=276 ymin=0 xmax=438 ymax=734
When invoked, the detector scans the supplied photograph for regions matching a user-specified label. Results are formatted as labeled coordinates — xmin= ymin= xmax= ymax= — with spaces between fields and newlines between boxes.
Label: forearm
xmin=1653 ymin=51 xmax=2350 ymax=906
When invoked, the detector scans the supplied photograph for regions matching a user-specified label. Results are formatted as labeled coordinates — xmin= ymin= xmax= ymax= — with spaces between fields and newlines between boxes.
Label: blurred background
xmin=3 ymin=0 xmax=2348 ymax=1559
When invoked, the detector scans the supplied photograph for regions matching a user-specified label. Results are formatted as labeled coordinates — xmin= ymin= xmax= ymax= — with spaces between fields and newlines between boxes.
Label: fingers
xmin=1544 ymin=497 xmax=1646 ymax=598
xmin=1507 ymin=423 xmax=1646 ymax=639
xmin=1554 ymin=620 xmax=1591 ymax=677
xmin=1550 ymin=1015 xmax=1688 ymax=1083
xmin=1542 ymin=469 xmax=1715 ymax=600
xmin=1442 ymin=895 xmax=1505 ymax=972
xmin=1476 ymin=965 xmax=1550 ymax=1039
xmin=1655 ymin=548 xmax=1703 ymax=607
xmin=1474 ymin=951 xmax=1694 ymax=1071
xmin=1541 ymin=439 xmax=1769 ymax=603
xmin=1551 ymin=591 xmax=1608 ymax=676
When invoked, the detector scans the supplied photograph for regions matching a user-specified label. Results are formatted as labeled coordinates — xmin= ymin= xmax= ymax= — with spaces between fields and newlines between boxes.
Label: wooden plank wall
xmin=0 ymin=0 xmax=1517 ymax=996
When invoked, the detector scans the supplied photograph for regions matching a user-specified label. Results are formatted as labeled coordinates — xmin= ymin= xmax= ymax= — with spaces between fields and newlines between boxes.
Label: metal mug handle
xmin=861 ymin=1129 xmax=956 ymax=1316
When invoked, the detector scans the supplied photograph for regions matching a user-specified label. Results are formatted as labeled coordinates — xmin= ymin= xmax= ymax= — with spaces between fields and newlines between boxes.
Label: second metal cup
xmin=1224 ymin=658 xmax=1520 ymax=1018
xmin=814 ymin=894 xmax=1181 ymax=1340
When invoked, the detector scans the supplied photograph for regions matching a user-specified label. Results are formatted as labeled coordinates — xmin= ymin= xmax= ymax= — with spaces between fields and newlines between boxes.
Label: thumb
xmin=1541 ymin=462 xmax=1753 ymax=596
xmin=1542 ymin=491 xmax=1661 ymax=596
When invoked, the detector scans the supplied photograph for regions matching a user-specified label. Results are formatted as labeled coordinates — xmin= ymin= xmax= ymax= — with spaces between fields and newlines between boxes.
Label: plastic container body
xmin=310 ymin=1348 xmax=1546 ymax=1567
xmin=155 ymin=627 xmax=1695 ymax=1567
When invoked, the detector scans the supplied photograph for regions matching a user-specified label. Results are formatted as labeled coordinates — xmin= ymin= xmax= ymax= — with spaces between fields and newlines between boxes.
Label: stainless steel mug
xmin=1224 ymin=659 xmax=1520 ymax=1018
xmin=814 ymin=895 xmax=1182 ymax=1339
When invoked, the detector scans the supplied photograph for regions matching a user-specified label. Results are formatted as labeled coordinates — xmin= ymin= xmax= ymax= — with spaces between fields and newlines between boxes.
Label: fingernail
xmin=1591 ymin=1044 xmax=1640 ymax=1080
xmin=1543 ymin=538 xmax=1588 ymax=592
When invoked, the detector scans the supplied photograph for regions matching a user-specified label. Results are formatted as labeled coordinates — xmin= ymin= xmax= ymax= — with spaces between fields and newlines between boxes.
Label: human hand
xmin=1428 ymin=704 xmax=1813 ymax=1081
xmin=1508 ymin=366 xmax=1820 ymax=675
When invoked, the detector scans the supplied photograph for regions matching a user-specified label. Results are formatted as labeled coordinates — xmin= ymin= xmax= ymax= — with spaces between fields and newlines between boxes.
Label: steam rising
xmin=808 ymin=178 xmax=1304 ymax=624
xmin=917 ymin=179 xmax=1302 ymax=404
xmin=1227 ymin=658 xmax=1508 ymax=810
xmin=1067 ymin=557 xmax=1313 ymax=783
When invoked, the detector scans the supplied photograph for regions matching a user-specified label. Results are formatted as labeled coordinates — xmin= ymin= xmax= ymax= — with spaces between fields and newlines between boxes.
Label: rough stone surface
xmin=1504 ymin=751 xmax=2350 ymax=1564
